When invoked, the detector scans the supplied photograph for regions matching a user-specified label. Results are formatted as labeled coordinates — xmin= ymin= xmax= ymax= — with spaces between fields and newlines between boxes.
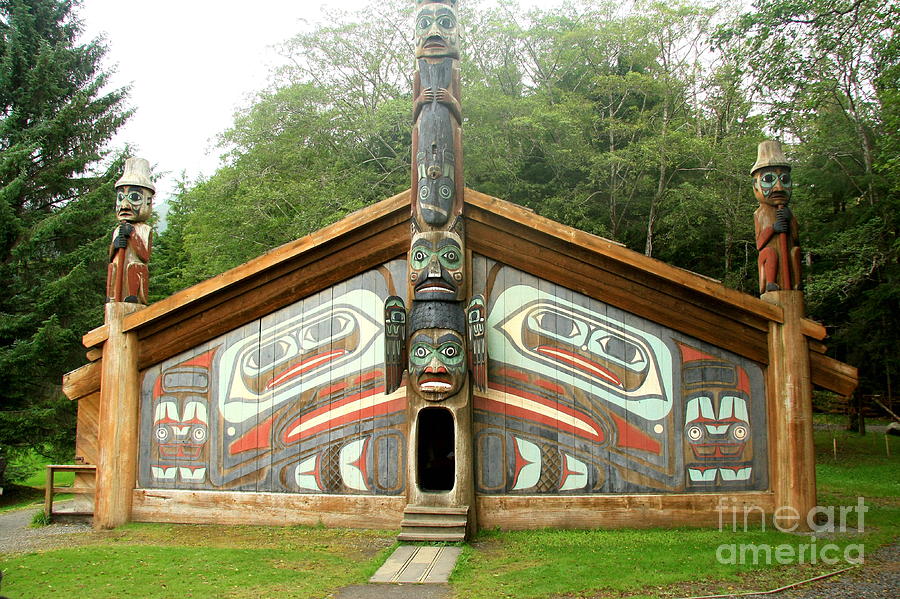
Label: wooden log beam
xmin=810 ymin=350 xmax=858 ymax=397
xmin=62 ymin=361 xmax=102 ymax=401
xmin=476 ymin=492 xmax=776 ymax=529
xmin=94 ymin=302 xmax=143 ymax=529
xmin=131 ymin=489 xmax=406 ymax=529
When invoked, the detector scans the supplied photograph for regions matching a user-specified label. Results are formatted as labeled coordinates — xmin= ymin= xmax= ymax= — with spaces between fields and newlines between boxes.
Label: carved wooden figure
xmin=107 ymin=158 xmax=154 ymax=304
xmin=412 ymin=0 xmax=463 ymax=230
xmin=752 ymin=141 xmax=801 ymax=294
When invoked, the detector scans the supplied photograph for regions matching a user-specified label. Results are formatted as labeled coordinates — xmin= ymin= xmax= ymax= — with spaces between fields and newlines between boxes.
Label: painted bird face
xmin=153 ymin=399 xmax=209 ymax=460
xmin=409 ymin=329 xmax=465 ymax=401
xmin=752 ymin=166 xmax=792 ymax=207
xmin=415 ymin=2 xmax=459 ymax=59
xmin=409 ymin=230 xmax=464 ymax=301
xmin=115 ymin=185 xmax=153 ymax=223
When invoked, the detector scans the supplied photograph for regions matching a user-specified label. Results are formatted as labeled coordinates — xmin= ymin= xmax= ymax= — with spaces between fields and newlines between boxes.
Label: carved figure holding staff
xmin=752 ymin=141 xmax=801 ymax=294
xmin=107 ymin=157 xmax=154 ymax=304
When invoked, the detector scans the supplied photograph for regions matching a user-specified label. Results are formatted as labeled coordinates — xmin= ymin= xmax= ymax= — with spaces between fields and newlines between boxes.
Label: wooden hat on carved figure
xmin=750 ymin=140 xmax=791 ymax=174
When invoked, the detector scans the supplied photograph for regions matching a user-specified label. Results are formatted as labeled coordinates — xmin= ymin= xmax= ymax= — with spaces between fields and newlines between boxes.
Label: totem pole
xmin=752 ymin=141 xmax=801 ymax=294
xmin=752 ymin=141 xmax=816 ymax=530
xmin=107 ymin=158 xmax=154 ymax=304
xmin=383 ymin=0 xmax=485 ymax=518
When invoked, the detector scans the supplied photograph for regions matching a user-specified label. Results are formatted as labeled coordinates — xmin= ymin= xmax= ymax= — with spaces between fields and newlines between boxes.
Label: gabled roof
xmin=64 ymin=188 xmax=856 ymax=400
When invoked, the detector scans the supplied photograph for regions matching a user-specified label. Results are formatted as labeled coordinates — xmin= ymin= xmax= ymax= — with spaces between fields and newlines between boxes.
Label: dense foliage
xmin=0 ymin=0 xmax=129 ymax=482
xmin=154 ymin=0 xmax=898 ymax=407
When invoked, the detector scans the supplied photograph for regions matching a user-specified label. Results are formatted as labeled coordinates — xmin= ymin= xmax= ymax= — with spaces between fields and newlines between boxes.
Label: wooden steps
xmin=398 ymin=505 xmax=469 ymax=542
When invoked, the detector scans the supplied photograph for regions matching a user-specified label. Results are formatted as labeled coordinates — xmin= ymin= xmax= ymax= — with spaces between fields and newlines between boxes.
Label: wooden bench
xmin=44 ymin=464 xmax=97 ymax=520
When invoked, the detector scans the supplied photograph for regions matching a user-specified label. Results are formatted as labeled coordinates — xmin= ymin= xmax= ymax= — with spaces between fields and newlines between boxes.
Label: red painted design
xmin=229 ymin=416 xmax=274 ymax=455
xmin=319 ymin=382 xmax=349 ymax=397
xmin=281 ymin=386 xmax=405 ymax=444
xmin=178 ymin=347 xmax=218 ymax=370
xmin=535 ymin=379 xmax=565 ymax=395
xmin=737 ymin=367 xmax=751 ymax=396
xmin=607 ymin=412 xmax=661 ymax=454
xmin=559 ymin=455 xmax=581 ymax=489
xmin=265 ymin=349 xmax=346 ymax=390
xmin=510 ymin=437 xmax=533 ymax=489
xmin=350 ymin=436 xmax=371 ymax=489
xmin=153 ymin=376 xmax=164 ymax=400
xmin=679 ymin=343 xmax=717 ymax=364
xmin=536 ymin=346 xmax=622 ymax=387
xmin=354 ymin=370 xmax=383 ymax=385
xmin=474 ymin=384 xmax=604 ymax=443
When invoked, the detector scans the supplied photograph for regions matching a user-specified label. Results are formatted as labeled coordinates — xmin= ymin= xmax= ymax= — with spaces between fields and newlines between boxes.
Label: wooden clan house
xmin=61 ymin=0 xmax=856 ymax=539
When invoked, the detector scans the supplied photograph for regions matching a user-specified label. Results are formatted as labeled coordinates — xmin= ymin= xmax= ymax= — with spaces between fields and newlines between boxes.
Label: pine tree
xmin=0 ymin=0 xmax=130 ymax=482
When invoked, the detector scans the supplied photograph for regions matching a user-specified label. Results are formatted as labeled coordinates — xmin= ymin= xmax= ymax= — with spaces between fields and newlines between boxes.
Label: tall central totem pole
xmin=384 ymin=0 xmax=486 ymax=520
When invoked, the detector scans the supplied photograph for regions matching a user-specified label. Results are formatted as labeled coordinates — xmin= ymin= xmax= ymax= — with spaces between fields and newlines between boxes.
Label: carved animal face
xmin=409 ymin=329 xmax=466 ymax=401
xmin=416 ymin=150 xmax=455 ymax=227
xmin=415 ymin=2 xmax=459 ymax=59
xmin=409 ymin=230 xmax=464 ymax=301
xmin=115 ymin=185 xmax=153 ymax=223
xmin=752 ymin=166 xmax=792 ymax=207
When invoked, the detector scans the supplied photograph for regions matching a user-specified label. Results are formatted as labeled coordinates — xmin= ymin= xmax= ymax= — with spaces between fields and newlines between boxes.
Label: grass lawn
xmin=1 ymin=428 xmax=896 ymax=598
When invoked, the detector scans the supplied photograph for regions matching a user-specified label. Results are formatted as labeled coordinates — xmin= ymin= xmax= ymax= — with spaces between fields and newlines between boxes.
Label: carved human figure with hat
xmin=107 ymin=157 xmax=154 ymax=304
xmin=752 ymin=141 xmax=801 ymax=294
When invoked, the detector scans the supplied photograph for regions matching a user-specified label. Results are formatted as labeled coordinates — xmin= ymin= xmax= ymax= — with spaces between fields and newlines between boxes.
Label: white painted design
xmin=217 ymin=288 xmax=383 ymax=424
xmin=512 ymin=437 xmax=541 ymax=490
xmin=488 ymin=285 xmax=673 ymax=421
xmin=295 ymin=455 xmax=320 ymax=491
xmin=151 ymin=466 xmax=177 ymax=480
xmin=179 ymin=467 xmax=206 ymax=481
xmin=688 ymin=468 xmax=718 ymax=482
xmin=560 ymin=454 xmax=588 ymax=490
xmin=339 ymin=438 xmax=369 ymax=491
xmin=719 ymin=467 xmax=752 ymax=481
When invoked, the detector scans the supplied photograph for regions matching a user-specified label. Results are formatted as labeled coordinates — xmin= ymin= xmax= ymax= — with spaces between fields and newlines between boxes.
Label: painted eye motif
xmin=155 ymin=426 xmax=170 ymax=442
xmin=414 ymin=346 xmax=430 ymax=359
xmin=301 ymin=314 xmax=353 ymax=348
xmin=439 ymin=247 xmax=461 ymax=269
xmin=594 ymin=334 xmax=646 ymax=366
xmin=191 ymin=427 xmax=208 ymax=442
xmin=441 ymin=344 xmax=459 ymax=359
xmin=439 ymin=185 xmax=452 ymax=200
xmin=245 ymin=338 xmax=296 ymax=374
xmin=412 ymin=248 xmax=429 ymax=263
xmin=437 ymin=16 xmax=454 ymax=29
xmin=761 ymin=172 xmax=777 ymax=185
xmin=687 ymin=426 xmax=703 ymax=441
xmin=731 ymin=425 xmax=748 ymax=441
xmin=419 ymin=185 xmax=430 ymax=200
xmin=779 ymin=173 xmax=791 ymax=186
xmin=530 ymin=310 xmax=582 ymax=339
xmin=417 ymin=16 xmax=432 ymax=30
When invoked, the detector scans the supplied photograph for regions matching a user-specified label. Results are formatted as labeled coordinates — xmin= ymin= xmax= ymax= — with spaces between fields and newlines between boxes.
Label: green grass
xmin=1 ymin=450 xmax=76 ymax=512
xmin=0 ymin=524 xmax=397 ymax=599
xmin=1 ymin=429 xmax=896 ymax=598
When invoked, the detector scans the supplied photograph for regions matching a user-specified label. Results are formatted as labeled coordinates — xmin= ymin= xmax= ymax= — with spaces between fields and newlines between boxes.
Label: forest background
xmin=0 ymin=0 xmax=897 ymax=485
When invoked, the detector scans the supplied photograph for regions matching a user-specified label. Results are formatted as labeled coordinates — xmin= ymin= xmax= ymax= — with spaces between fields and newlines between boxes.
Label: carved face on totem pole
xmin=409 ymin=229 xmax=465 ymax=301
xmin=115 ymin=185 xmax=154 ymax=223
xmin=408 ymin=301 xmax=467 ymax=401
xmin=415 ymin=1 xmax=459 ymax=59
xmin=752 ymin=166 xmax=792 ymax=208
xmin=409 ymin=329 xmax=466 ymax=401
xmin=416 ymin=149 xmax=456 ymax=227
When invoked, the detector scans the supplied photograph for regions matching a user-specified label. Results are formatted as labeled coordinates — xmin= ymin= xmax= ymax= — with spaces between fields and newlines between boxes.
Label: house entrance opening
xmin=417 ymin=408 xmax=455 ymax=492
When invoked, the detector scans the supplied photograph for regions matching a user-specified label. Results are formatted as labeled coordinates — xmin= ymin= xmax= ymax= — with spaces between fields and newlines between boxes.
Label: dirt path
xmin=0 ymin=504 xmax=92 ymax=554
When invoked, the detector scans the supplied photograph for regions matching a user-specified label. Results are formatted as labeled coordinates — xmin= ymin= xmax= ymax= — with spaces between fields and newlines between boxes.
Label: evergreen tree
xmin=0 ymin=0 xmax=130 ymax=482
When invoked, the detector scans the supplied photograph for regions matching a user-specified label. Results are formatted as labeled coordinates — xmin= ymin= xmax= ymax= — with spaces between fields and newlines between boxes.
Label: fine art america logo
xmin=715 ymin=497 xmax=868 ymax=565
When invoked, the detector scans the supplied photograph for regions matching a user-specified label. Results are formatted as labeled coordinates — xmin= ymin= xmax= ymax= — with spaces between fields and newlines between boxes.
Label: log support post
xmin=764 ymin=290 xmax=816 ymax=531
xmin=94 ymin=302 xmax=142 ymax=529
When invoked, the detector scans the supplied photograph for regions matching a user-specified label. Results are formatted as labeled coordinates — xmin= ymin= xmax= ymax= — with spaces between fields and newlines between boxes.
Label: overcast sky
xmin=78 ymin=0 xmax=373 ymax=204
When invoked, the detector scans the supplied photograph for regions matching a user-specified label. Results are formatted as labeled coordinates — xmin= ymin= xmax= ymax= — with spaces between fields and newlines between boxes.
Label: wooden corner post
xmin=764 ymin=291 xmax=816 ymax=530
xmin=95 ymin=302 xmax=143 ymax=529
